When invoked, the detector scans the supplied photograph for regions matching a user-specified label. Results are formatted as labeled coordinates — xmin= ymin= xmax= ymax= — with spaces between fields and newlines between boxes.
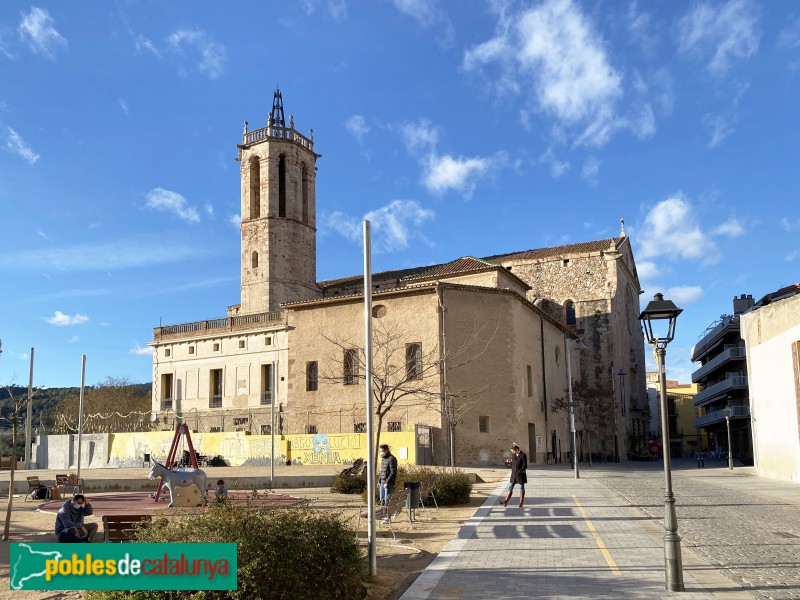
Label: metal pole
xmin=726 ymin=415 xmax=733 ymax=470
xmin=565 ymin=333 xmax=578 ymax=479
xmin=656 ymin=346 xmax=684 ymax=592
xmin=270 ymin=360 xmax=276 ymax=488
xmin=24 ymin=348 xmax=34 ymax=468
xmin=76 ymin=355 xmax=87 ymax=485
xmin=363 ymin=221 xmax=377 ymax=577
xmin=611 ymin=364 xmax=618 ymax=464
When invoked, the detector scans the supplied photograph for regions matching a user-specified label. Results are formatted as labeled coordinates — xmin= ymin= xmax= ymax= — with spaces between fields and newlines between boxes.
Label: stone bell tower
xmin=237 ymin=89 xmax=321 ymax=314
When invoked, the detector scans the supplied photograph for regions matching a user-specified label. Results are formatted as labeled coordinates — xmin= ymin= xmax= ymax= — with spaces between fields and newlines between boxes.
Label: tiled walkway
xmin=401 ymin=470 xmax=752 ymax=600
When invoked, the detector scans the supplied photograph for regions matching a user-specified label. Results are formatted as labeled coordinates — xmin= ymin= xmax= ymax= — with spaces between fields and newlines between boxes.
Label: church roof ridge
xmin=483 ymin=237 xmax=623 ymax=262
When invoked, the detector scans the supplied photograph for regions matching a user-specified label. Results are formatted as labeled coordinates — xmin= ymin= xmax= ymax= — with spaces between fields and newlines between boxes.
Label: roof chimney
xmin=733 ymin=293 xmax=754 ymax=315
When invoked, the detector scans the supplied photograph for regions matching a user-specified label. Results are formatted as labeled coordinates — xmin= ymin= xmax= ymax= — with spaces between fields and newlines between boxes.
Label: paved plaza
xmin=402 ymin=461 xmax=800 ymax=600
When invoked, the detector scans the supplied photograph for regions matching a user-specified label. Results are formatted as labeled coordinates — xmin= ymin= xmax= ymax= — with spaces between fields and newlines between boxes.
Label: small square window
xmin=353 ymin=422 xmax=366 ymax=433
xmin=238 ymin=340 xmax=246 ymax=349
xmin=210 ymin=427 xmax=221 ymax=433
xmin=388 ymin=421 xmax=402 ymax=432
xmin=213 ymin=343 xmax=220 ymax=352
xmin=265 ymin=336 xmax=272 ymax=346
xmin=479 ymin=416 xmax=490 ymax=433
xmin=188 ymin=346 xmax=195 ymax=355
xmin=562 ymin=259 xmax=570 ymax=267
xmin=305 ymin=424 xmax=318 ymax=434
xmin=164 ymin=349 xmax=171 ymax=358
xmin=261 ymin=424 xmax=272 ymax=435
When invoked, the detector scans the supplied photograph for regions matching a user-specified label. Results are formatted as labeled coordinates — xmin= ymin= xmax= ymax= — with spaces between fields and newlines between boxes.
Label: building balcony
xmin=153 ymin=310 xmax=285 ymax=342
xmin=693 ymin=375 xmax=748 ymax=407
xmin=260 ymin=391 xmax=273 ymax=405
xmin=692 ymin=346 xmax=746 ymax=383
xmin=242 ymin=124 xmax=315 ymax=152
xmin=209 ymin=395 xmax=222 ymax=409
xmin=160 ymin=399 xmax=173 ymax=411
xmin=691 ymin=315 xmax=740 ymax=362
xmin=695 ymin=405 xmax=750 ymax=429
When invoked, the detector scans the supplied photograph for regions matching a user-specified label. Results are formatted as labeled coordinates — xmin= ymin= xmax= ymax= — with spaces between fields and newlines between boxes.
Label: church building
xmin=149 ymin=91 xmax=648 ymax=466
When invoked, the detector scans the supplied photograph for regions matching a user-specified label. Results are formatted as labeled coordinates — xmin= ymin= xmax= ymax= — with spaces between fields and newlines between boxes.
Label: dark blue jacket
xmin=54 ymin=500 xmax=93 ymax=535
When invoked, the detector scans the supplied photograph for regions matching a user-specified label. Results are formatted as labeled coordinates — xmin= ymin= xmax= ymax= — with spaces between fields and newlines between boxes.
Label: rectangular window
xmin=261 ymin=424 xmax=272 ymax=435
xmin=209 ymin=369 xmax=223 ymax=408
xmin=305 ymin=424 xmax=318 ymax=434
xmin=164 ymin=348 xmax=171 ymax=358
xmin=406 ymin=343 xmax=422 ymax=380
xmin=210 ymin=427 xmax=221 ymax=433
xmin=527 ymin=365 xmax=533 ymax=397
xmin=233 ymin=417 xmax=248 ymax=426
xmin=265 ymin=336 xmax=272 ymax=346
xmin=306 ymin=361 xmax=318 ymax=391
xmin=189 ymin=346 xmax=195 ymax=355
xmin=479 ymin=416 xmax=490 ymax=433
xmin=160 ymin=374 xmax=173 ymax=411
xmin=260 ymin=364 xmax=273 ymax=404
xmin=213 ymin=342 xmax=220 ymax=352
xmin=353 ymin=422 xmax=366 ymax=433
xmin=388 ymin=421 xmax=402 ymax=432
xmin=238 ymin=340 xmax=246 ymax=349
xmin=344 ymin=349 xmax=359 ymax=385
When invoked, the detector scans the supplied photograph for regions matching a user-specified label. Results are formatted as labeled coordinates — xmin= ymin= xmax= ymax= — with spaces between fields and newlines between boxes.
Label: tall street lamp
xmin=639 ymin=293 xmax=684 ymax=592
xmin=616 ymin=368 xmax=626 ymax=463
xmin=724 ymin=406 xmax=733 ymax=470
xmin=565 ymin=333 xmax=587 ymax=479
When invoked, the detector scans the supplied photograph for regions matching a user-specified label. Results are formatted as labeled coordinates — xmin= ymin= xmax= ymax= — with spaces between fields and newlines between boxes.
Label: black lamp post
xmin=565 ymin=333 xmax=587 ymax=479
xmin=616 ymin=368 xmax=626 ymax=463
xmin=724 ymin=406 xmax=733 ymax=470
xmin=639 ymin=292 xmax=684 ymax=592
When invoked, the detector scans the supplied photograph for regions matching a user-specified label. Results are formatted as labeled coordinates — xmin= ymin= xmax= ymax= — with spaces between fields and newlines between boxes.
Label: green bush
xmin=359 ymin=466 xmax=472 ymax=506
xmin=331 ymin=469 xmax=368 ymax=494
xmin=86 ymin=503 xmax=365 ymax=600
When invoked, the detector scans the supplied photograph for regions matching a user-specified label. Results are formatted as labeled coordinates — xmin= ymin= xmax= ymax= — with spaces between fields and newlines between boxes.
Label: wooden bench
xmin=102 ymin=515 xmax=151 ymax=543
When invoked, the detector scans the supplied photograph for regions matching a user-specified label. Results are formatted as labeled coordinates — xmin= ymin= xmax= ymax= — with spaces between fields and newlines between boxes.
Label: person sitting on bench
xmin=55 ymin=494 xmax=98 ymax=542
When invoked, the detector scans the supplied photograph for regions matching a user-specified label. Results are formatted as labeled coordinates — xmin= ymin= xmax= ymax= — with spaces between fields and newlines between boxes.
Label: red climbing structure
xmin=154 ymin=422 xmax=200 ymax=502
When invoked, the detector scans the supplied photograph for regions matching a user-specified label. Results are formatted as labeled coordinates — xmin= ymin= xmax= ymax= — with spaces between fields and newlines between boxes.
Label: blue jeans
xmin=379 ymin=482 xmax=394 ymax=505
xmin=508 ymin=482 xmax=525 ymax=494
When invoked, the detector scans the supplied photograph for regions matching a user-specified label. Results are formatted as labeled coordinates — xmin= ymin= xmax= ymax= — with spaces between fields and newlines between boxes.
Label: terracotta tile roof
xmin=402 ymin=256 xmax=531 ymax=290
xmin=318 ymin=265 xmax=439 ymax=290
xmin=483 ymin=237 xmax=623 ymax=262
xmin=755 ymin=282 xmax=800 ymax=306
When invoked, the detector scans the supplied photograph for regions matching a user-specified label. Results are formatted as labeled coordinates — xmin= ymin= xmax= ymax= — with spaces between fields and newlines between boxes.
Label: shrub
xmin=331 ymin=469 xmax=367 ymax=494
xmin=360 ymin=466 xmax=472 ymax=506
xmin=86 ymin=503 xmax=365 ymax=600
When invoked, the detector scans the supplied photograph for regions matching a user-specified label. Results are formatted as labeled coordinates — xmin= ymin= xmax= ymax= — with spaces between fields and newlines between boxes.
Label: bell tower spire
xmin=236 ymin=88 xmax=321 ymax=314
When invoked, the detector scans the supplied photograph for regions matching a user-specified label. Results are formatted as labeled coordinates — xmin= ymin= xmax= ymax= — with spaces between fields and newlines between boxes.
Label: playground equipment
xmin=149 ymin=422 xmax=207 ymax=507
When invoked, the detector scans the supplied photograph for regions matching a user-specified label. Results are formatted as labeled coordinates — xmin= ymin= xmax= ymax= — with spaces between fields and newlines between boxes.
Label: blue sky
xmin=0 ymin=0 xmax=797 ymax=388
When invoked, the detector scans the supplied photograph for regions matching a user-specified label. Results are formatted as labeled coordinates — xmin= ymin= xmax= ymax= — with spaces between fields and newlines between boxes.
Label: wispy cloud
xmin=46 ymin=311 xmax=89 ymax=326
xmin=0 ymin=237 xmax=214 ymax=272
xmin=167 ymin=29 xmax=226 ymax=79
xmin=637 ymin=195 xmax=721 ymax=265
xmin=18 ymin=7 xmax=67 ymax=59
xmin=780 ymin=217 xmax=800 ymax=232
xmin=777 ymin=17 xmax=800 ymax=49
xmin=228 ymin=214 xmax=241 ymax=228
xmin=703 ymin=82 xmax=749 ymax=148
xmin=463 ymin=0 xmax=650 ymax=147
xmin=581 ymin=157 xmax=600 ymax=184
xmin=786 ymin=250 xmax=799 ymax=262
xmin=67 ymin=335 xmax=80 ymax=343
xmin=301 ymin=0 xmax=348 ymax=20
xmin=3 ymin=126 xmax=39 ymax=164
xmin=666 ymin=285 xmax=704 ymax=305
xmin=392 ymin=0 xmax=454 ymax=47
xmin=677 ymin=0 xmax=761 ymax=75
xmin=636 ymin=260 xmax=660 ymax=281
xmin=145 ymin=187 xmax=200 ymax=223
xmin=135 ymin=34 xmax=161 ymax=58
xmin=118 ymin=98 xmax=129 ymax=116
xmin=713 ymin=218 xmax=745 ymax=237
xmin=320 ymin=199 xmax=435 ymax=253
xmin=130 ymin=342 xmax=153 ymax=356
xmin=539 ymin=148 xmax=570 ymax=178
xmin=345 ymin=115 xmax=370 ymax=144
xmin=0 ymin=34 xmax=15 ymax=58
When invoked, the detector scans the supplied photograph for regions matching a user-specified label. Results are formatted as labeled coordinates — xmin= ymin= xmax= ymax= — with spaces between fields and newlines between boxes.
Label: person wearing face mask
xmin=55 ymin=494 xmax=97 ymax=542
xmin=498 ymin=444 xmax=528 ymax=508
xmin=378 ymin=444 xmax=398 ymax=522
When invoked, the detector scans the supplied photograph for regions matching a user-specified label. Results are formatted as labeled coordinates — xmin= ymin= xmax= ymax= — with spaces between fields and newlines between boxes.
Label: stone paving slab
xmin=401 ymin=469 xmax=754 ymax=600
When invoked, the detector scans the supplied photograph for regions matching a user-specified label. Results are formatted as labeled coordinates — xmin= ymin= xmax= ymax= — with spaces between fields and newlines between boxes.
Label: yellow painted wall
xmin=285 ymin=431 xmax=416 ymax=466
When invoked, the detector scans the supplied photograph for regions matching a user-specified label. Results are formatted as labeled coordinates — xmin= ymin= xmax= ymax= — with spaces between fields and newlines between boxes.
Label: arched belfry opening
xmin=278 ymin=154 xmax=287 ymax=218
xmin=249 ymin=157 xmax=260 ymax=219
xmin=301 ymin=163 xmax=308 ymax=224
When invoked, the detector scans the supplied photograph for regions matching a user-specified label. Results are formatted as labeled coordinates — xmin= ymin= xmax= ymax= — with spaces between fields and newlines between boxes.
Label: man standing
xmin=378 ymin=444 xmax=398 ymax=522
xmin=55 ymin=494 xmax=98 ymax=542
xmin=499 ymin=444 xmax=528 ymax=508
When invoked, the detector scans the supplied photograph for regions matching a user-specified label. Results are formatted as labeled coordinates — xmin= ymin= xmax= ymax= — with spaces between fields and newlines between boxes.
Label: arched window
xmin=278 ymin=155 xmax=286 ymax=218
xmin=565 ymin=300 xmax=576 ymax=327
xmin=252 ymin=251 xmax=259 ymax=269
xmin=249 ymin=157 xmax=260 ymax=219
xmin=301 ymin=163 xmax=308 ymax=224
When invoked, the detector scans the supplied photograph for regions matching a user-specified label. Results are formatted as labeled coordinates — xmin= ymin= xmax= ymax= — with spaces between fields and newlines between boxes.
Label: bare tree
xmin=52 ymin=376 xmax=151 ymax=434
xmin=551 ymin=381 xmax=613 ymax=465
xmin=319 ymin=319 xmax=498 ymax=468
xmin=1 ymin=384 xmax=39 ymax=541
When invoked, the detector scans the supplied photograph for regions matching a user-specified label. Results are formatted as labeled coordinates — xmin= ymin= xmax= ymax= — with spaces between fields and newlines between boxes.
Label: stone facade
xmin=149 ymin=97 xmax=647 ymax=466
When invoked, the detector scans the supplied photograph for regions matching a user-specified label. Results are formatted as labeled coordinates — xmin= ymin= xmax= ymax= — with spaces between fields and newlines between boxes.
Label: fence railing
xmin=154 ymin=311 xmax=285 ymax=341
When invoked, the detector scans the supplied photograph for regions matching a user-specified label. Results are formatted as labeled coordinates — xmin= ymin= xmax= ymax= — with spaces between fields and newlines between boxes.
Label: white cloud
xmin=392 ymin=0 xmax=454 ymax=46
xmin=704 ymin=113 xmax=735 ymax=148
xmin=636 ymin=260 xmax=660 ymax=281
xmin=399 ymin=119 xmax=439 ymax=154
xmin=18 ymin=7 xmax=67 ymax=59
xmin=321 ymin=199 xmax=435 ymax=253
xmin=67 ymin=335 xmax=79 ymax=343
xmin=777 ymin=17 xmax=800 ymax=49
xmin=424 ymin=154 xmax=490 ymax=197
xmin=3 ymin=127 xmax=39 ymax=164
xmin=130 ymin=342 xmax=153 ymax=356
xmin=666 ymin=285 xmax=704 ymax=305
xmin=345 ymin=115 xmax=370 ymax=143
xmin=228 ymin=214 xmax=241 ymax=228
xmin=677 ymin=0 xmax=761 ymax=75
xmin=581 ymin=157 xmax=600 ymax=183
xmin=204 ymin=202 xmax=214 ymax=217
xmin=0 ymin=34 xmax=14 ymax=58
xmin=0 ymin=237 xmax=214 ymax=272
xmin=539 ymin=148 xmax=570 ymax=178
xmin=145 ymin=187 xmax=200 ymax=223
xmin=637 ymin=195 xmax=721 ymax=265
xmin=786 ymin=250 xmax=799 ymax=262
xmin=37 ymin=229 xmax=48 ymax=240
xmin=780 ymin=217 xmax=800 ymax=232
xmin=118 ymin=98 xmax=129 ymax=116
xmin=46 ymin=311 xmax=89 ymax=326
xmin=713 ymin=218 xmax=745 ymax=237
xmin=135 ymin=34 xmax=161 ymax=58
xmin=167 ymin=29 xmax=226 ymax=79
xmin=464 ymin=0 xmax=630 ymax=147
xmin=301 ymin=0 xmax=348 ymax=20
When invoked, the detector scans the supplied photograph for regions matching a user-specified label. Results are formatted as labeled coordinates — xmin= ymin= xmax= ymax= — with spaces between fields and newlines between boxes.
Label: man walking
xmin=378 ymin=444 xmax=398 ymax=522
xmin=499 ymin=443 xmax=528 ymax=508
